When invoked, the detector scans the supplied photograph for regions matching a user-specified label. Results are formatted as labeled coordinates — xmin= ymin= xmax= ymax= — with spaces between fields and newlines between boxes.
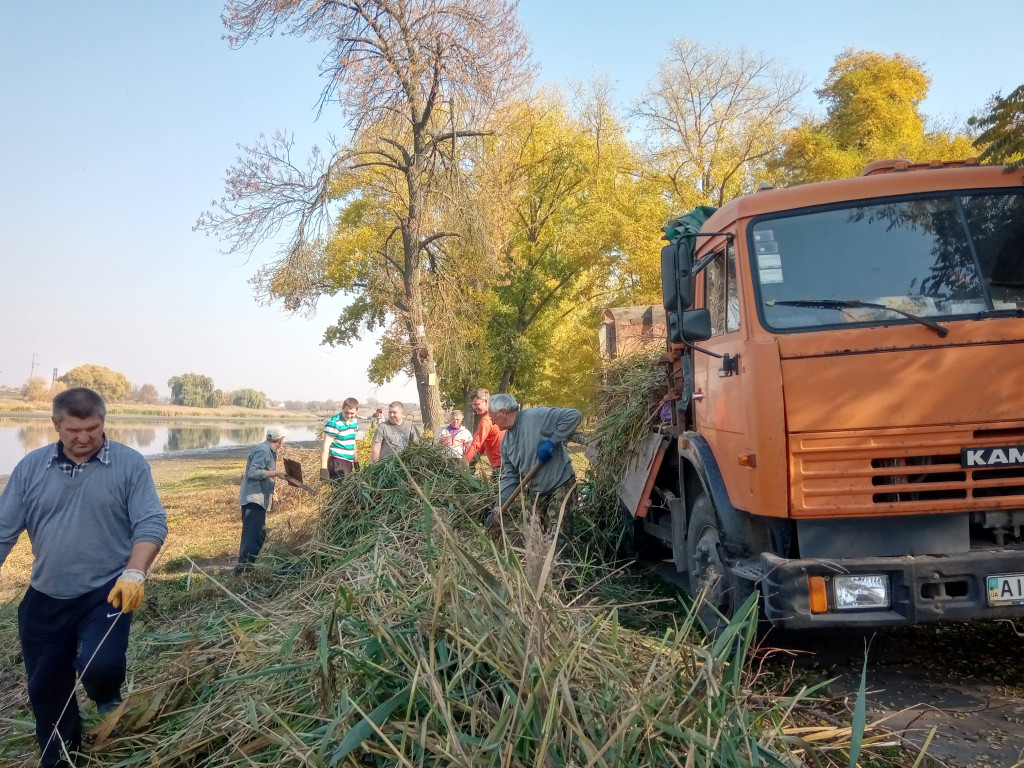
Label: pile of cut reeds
xmin=1 ymin=443 xmax=905 ymax=767
xmin=578 ymin=351 xmax=669 ymax=556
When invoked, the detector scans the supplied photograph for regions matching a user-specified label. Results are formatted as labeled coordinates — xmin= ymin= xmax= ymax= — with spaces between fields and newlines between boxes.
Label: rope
xmin=35 ymin=551 xmax=163 ymax=767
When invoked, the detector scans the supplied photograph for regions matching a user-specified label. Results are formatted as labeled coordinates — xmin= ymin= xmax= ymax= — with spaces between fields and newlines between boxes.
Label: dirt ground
xmin=774 ymin=624 xmax=1024 ymax=768
xmin=649 ymin=560 xmax=1024 ymax=768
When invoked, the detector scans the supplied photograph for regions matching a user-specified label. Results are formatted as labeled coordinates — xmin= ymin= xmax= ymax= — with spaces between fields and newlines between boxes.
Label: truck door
xmin=692 ymin=242 xmax=749 ymax=502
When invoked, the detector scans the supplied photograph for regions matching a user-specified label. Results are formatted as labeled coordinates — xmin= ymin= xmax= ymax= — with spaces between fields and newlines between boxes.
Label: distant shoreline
xmin=0 ymin=411 xmax=324 ymax=423
xmin=0 ymin=440 xmax=321 ymax=488
xmin=143 ymin=439 xmax=320 ymax=463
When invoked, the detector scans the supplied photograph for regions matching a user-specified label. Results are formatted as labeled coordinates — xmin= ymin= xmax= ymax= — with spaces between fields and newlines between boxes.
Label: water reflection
xmin=164 ymin=427 xmax=223 ymax=452
xmin=0 ymin=418 xmax=321 ymax=477
xmin=105 ymin=427 xmax=157 ymax=449
xmin=18 ymin=423 xmax=53 ymax=453
xmin=225 ymin=426 xmax=265 ymax=445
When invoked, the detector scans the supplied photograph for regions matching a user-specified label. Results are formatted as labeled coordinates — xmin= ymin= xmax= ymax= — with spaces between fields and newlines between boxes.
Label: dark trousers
xmin=327 ymin=456 xmax=357 ymax=479
xmin=237 ymin=503 xmax=268 ymax=568
xmin=18 ymin=579 xmax=131 ymax=768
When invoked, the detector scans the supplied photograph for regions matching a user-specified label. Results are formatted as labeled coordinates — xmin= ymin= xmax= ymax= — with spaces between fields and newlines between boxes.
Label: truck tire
xmin=619 ymin=505 xmax=637 ymax=558
xmin=687 ymin=491 xmax=734 ymax=635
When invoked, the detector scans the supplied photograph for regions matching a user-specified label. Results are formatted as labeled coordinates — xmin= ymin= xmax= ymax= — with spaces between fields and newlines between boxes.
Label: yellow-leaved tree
xmin=59 ymin=364 xmax=131 ymax=403
xmin=198 ymin=0 xmax=532 ymax=430
xmin=775 ymin=49 xmax=977 ymax=184
xmin=458 ymin=88 xmax=668 ymax=411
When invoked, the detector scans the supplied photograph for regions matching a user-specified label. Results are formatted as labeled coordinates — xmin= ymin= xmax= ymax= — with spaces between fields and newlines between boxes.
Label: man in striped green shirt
xmin=320 ymin=397 xmax=360 ymax=481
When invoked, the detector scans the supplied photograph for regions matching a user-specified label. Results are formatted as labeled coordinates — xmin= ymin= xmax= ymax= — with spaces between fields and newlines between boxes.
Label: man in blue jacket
xmin=488 ymin=393 xmax=582 ymax=534
xmin=0 ymin=387 xmax=167 ymax=768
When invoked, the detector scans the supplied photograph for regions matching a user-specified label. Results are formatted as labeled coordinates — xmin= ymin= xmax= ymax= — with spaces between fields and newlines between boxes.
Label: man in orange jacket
xmin=464 ymin=388 xmax=504 ymax=485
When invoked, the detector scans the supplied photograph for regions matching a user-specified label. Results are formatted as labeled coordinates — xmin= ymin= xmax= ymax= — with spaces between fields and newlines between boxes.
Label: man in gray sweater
xmin=0 ymin=387 xmax=167 ymax=768
xmin=489 ymin=393 xmax=582 ymax=534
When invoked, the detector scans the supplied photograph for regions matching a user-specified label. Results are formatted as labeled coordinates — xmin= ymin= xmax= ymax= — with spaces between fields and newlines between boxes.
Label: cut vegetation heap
xmin=582 ymin=351 xmax=668 ymax=557
xmin=0 ymin=443 xmax=899 ymax=766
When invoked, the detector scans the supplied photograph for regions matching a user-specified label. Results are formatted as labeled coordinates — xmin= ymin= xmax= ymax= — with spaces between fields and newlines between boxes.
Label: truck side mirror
xmin=668 ymin=309 xmax=712 ymax=343
xmin=680 ymin=308 xmax=711 ymax=342
xmin=661 ymin=241 xmax=693 ymax=312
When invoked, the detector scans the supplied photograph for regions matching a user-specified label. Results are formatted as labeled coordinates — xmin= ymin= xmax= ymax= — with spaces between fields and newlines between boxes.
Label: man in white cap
xmin=236 ymin=426 xmax=288 ymax=572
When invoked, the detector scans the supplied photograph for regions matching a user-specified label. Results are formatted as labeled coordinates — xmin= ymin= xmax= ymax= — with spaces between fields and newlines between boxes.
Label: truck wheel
xmin=687 ymin=492 xmax=734 ymax=635
xmin=619 ymin=506 xmax=637 ymax=558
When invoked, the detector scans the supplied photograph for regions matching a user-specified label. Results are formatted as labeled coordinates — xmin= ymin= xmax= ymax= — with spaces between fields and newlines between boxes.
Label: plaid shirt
xmin=47 ymin=438 xmax=111 ymax=478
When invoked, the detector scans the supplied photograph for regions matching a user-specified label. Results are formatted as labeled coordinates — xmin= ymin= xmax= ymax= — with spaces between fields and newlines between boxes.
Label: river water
xmin=0 ymin=416 xmax=323 ymax=477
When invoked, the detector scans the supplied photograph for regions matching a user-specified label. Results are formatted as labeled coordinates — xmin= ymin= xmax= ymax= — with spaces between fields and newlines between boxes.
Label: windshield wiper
xmin=767 ymin=299 xmax=949 ymax=337
xmin=970 ymin=307 xmax=1024 ymax=320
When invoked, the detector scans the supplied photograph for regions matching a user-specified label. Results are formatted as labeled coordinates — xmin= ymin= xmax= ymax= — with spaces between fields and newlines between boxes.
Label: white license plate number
xmin=987 ymin=573 xmax=1024 ymax=606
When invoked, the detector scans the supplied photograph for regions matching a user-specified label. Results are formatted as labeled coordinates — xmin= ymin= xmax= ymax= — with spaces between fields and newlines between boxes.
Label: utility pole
xmin=30 ymin=353 xmax=38 ymax=382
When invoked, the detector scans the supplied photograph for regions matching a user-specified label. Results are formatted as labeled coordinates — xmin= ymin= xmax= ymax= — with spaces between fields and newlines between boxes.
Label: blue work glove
xmin=536 ymin=439 xmax=556 ymax=464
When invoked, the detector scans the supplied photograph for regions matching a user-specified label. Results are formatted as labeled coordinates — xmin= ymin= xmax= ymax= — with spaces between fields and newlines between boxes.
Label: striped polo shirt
xmin=324 ymin=413 xmax=358 ymax=460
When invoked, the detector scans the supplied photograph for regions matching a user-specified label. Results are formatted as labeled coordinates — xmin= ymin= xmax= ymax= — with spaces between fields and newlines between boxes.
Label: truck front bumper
xmin=759 ymin=549 xmax=1024 ymax=630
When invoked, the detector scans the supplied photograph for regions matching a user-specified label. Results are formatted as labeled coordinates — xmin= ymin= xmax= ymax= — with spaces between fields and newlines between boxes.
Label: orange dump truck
xmin=623 ymin=159 xmax=1024 ymax=630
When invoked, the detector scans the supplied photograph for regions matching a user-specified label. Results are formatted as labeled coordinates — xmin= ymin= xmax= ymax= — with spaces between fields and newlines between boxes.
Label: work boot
xmin=86 ymin=698 xmax=124 ymax=743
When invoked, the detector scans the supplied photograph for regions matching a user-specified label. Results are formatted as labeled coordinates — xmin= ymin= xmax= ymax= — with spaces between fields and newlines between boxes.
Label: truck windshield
xmin=752 ymin=191 xmax=1024 ymax=332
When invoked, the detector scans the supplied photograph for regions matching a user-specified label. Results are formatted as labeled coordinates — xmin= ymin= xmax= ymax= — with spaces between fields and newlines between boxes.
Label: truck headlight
xmin=833 ymin=574 xmax=890 ymax=610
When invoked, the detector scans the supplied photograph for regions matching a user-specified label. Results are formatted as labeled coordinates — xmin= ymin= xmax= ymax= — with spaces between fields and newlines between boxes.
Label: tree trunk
xmin=409 ymin=337 xmax=443 ymax=431
xmin=499 ymin=362 xmax=515 ymax=393
xmin=402 ymin=156 xmax=443 ymax=432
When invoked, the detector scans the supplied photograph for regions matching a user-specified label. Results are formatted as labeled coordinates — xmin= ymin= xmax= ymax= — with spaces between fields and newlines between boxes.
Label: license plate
xmin=987 ymin=573 xmax=1024 ymax=606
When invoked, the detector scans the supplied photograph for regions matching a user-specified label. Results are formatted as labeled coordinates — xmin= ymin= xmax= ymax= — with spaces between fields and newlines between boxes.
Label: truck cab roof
xmin=703 ymin=163 xmax=1024 ymax=233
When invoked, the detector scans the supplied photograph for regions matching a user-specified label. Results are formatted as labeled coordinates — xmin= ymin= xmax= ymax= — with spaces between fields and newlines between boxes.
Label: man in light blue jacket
xmin=236 ymin=426 xmax=288 ymax=572
xmin=489 ymin=393 xmax=581 ymax=534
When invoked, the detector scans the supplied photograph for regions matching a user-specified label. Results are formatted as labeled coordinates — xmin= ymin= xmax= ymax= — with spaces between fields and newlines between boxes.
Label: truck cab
xmin=629 ymin=160 xmax=1024 ymax=630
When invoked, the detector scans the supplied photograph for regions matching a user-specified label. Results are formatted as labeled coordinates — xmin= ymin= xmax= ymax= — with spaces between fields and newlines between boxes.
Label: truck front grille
xmin=791 ymin=424 xmax=1024 ymax=516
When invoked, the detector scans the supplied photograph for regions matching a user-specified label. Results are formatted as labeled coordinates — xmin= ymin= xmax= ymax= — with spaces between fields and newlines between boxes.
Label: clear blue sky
xmin=1 ymin=1 xmax=1019 ymax=402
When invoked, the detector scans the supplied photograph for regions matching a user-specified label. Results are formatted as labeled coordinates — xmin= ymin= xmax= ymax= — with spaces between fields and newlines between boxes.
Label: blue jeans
xmin=18 ymin=578 xmax=131 ymax=768
xmin=237 ymin=503 xmax=268 ymax=569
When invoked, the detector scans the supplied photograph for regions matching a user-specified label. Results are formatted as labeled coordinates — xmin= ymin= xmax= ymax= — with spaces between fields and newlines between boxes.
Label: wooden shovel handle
xmin=498 ymin=462 xmax=543 ymax=516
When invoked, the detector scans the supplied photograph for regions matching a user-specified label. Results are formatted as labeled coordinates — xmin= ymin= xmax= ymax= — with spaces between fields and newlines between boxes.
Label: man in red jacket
xmin=464 ymin=388 xmax=504 ymax=486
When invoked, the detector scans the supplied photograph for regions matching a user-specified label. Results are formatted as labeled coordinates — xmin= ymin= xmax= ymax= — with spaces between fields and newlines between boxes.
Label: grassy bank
xmin=0 ymin=442 xmax=928 ymax=768
xmin=0 ymin=444 xmax=324 ymax=605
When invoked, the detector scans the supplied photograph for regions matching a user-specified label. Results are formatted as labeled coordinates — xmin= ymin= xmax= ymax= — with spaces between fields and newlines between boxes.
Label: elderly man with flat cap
xmin=236 ymin=426 xmax=289 ymax=573
xmin=487 ymin=393 xmax=581 ymax=534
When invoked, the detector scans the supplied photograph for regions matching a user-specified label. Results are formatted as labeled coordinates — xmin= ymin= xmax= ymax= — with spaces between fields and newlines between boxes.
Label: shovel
xmin=283 ymin=458 xmax=316 ymax=494
xmin=486 ymin=462 xmax=542 ymax=532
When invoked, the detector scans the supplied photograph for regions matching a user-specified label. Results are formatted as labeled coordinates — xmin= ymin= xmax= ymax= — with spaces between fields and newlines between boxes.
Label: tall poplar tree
xmin=437 ymin=90 xmax=667 ymax=410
